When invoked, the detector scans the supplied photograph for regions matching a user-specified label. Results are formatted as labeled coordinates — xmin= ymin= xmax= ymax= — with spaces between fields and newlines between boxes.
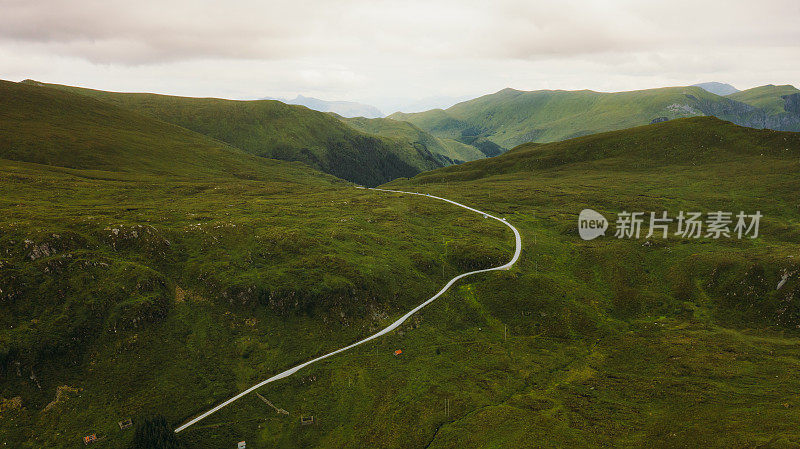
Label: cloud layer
xmin=1 ymin=0 xmax=798 ymax=112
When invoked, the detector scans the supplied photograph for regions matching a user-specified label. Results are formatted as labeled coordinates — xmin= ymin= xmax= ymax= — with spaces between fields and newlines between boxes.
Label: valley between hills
xmin=2 ymin=79 xmax=800 ymax=449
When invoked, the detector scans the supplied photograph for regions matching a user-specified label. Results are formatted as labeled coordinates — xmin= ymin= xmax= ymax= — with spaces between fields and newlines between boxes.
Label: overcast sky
xmin=1 ymin=0 xmax=798 ymax=113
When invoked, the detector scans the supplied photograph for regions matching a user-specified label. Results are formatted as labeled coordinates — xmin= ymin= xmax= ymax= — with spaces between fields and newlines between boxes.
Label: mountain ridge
xmin=399 ymin=116 xmax=800 ymax=185
xmin=693 ymin=82 xmax=739 ymax=96
xmin=389 ymin=84 xmax=800 ymax=151
xmin=285 ymin=94 xmax=384 ymax=119
xmin=19 ymin=80 xmax=447 ymax=186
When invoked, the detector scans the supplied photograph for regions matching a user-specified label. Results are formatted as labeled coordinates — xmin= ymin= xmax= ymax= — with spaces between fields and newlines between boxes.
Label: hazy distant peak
xmin=285 ymin=95 xmax=383 ymax=118
xmin=693 ymin=82 xmax=739 ymax=96
xmin=388 ymin=95 xmax=475 ymax=114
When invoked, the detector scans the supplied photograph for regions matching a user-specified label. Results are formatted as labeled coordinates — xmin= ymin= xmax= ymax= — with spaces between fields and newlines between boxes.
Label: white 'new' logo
xmin=579 ymin=209 xmax=608 ymax=240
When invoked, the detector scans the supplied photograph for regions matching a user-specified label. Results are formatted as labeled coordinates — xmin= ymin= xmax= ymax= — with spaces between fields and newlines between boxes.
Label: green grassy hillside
xmin=21 ymin=80 xmax=447 ymax=186
xmin=340 ymin=116 xmax=486 ymax=163
xmin=378 ymin=117 xmax=800 ymax=447
xmin=390 ymin=85 xmax=800 ymax=150
xmin=409 ymin=116 xmax=800 ymax=180
xmin=0 ymin=80 xmax=328 ymax=182
xmin=4 ymin=88 xmax=800 ymax=449
xmin=0 ymin=157 xmax=505 ymax=449
xmin=0 ymin=80 xmax=509 ymax=448
xmin=727 ymin=84 xmax=800 ymax=114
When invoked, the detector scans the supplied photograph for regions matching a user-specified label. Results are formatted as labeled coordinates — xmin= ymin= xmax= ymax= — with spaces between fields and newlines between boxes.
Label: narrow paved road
xmin=174 ymin=187 xmax=522 ymax=433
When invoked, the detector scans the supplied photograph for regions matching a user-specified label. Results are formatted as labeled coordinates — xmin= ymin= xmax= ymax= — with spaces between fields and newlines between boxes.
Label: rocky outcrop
xmin=687 ymin=94 xmax=800 ymax=132
xmin=783 ymin=93 xmax=800 ymax=114
xmin=42 ymin=385 xmax=82 ymax=412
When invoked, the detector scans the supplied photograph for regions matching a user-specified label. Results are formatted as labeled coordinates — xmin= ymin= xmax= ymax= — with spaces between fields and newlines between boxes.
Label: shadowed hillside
xmin=390 ymin=85 xmax=800 ymax=151
xmin=406 ymin=116 xmax=800 ymax=183
xmin=727 ymin=84 xmax=800 ymax=115
xmin=21 ymin=80 xmax=449 ymax=186
xmin=340 ymin=116 xmax=487 ymax=163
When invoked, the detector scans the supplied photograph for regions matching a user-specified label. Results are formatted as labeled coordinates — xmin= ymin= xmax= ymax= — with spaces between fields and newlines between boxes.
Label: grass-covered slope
xmin=0 ymin=80 xmax=328 ymax=181
xmin=409 ymin=116 xmax=800 ymax=181
xmin=390 ymin=85 xmax=800 ymax=150
xmin=375 ymin=117 xmax=800 ymax=448
xmin=727 ymin=84 xmax=800 ymax=115
xmin=22 ymin=80 xmax=446 ymax=186
xmin=4 ymin=85 xmax=800 ymax=449
xmin=0 ymin=157 xmax=512 ymax=449
xmin=0 ymin=81 xmax=511 ymax=448
xmin=340 ymin=116 xmax=486 ymax=163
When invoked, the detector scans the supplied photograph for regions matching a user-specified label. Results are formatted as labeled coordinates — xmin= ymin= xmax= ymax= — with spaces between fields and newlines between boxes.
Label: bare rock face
xmin=685 ymin=93 xmax=800 ymax=132
xmin=783 ymin=93 xmax=800 ymax=114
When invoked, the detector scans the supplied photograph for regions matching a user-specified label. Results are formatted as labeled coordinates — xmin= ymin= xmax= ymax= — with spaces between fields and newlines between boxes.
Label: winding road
xmin=174 ymin=187 xmax=522 ymax=433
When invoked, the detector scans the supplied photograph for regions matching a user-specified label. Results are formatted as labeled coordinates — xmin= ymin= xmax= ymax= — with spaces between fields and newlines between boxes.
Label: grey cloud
xmin=2 ymin=0 xmax=798 ymax=65
xmin=0 ymin=0 xmax=313 ymax=63
xmin=0 ymin=0 xmax=797 ymax=109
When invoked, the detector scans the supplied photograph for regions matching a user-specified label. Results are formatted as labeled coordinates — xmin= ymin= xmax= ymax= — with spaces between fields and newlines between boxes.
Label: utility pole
xmin=504 ymin=325 xmax=507 ymax=341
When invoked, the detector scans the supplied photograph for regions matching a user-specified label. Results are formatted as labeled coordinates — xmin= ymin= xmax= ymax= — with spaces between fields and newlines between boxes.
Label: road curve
xmin=174 ymin=187 xmax=522 ymax=433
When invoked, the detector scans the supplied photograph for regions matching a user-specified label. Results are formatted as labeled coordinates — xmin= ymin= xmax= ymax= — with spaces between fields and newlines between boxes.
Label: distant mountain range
xmin=389 ymin=84 xmax=800 ymax=151
xmin=386 ymin=95 xmax=475 ymax=114
xmin=13 ymin=79 xmax=800 ymax=187
xmin=266 ymin=94 xmax=477 ymax=117
xmin=693 ymin=82 xmax=739 ymax=96
xmin=282 ymin=95 xmax=384 ymax=119
xmin=727 ymin=84 xmax=800 ymax=115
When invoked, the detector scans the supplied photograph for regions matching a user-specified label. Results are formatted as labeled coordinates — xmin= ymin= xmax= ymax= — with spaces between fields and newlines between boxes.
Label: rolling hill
xmin=340 ymin=116 xmax=487 ymax=163
xmin=4 ymin=78 xmax=800 ymax=449
xmin=405 ymin=116 xmax=800 ymax=182
xmin=19 ymin=80 xmax=448 ymax=186
xmin=727 ymin=84 xmax=800 ymax=115
xmin=389 ymin=85 xmax=800 ymax=151
xmin=0 ymin=80 xmax=332 ymax=182
xmin=0 ymin=79 xmax=508 ymax=448
xmin=383 ymin=117 xmax=800 ymax=447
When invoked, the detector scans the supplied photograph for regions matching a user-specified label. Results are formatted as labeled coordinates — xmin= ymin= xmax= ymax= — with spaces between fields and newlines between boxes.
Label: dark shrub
xmin=131 ymin=415 xmax=183 ymax=449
